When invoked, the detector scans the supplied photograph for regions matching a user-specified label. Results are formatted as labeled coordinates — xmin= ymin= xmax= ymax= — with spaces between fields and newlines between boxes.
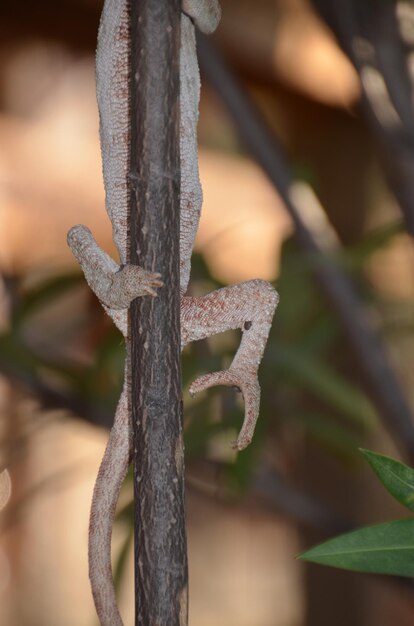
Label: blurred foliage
xmin=0 ymin=217 xmax=410 ymax=589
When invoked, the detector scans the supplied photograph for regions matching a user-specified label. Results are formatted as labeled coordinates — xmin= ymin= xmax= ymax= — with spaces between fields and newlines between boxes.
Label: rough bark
xmin=129 ymin=2 xmax=187 ymax=625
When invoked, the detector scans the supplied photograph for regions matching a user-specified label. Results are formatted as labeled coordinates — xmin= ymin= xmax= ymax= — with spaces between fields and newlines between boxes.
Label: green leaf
xmin=298 ymin=518 xmax=414 ymax=577
xmin=360 ymin=449 xmax=414 ymax=512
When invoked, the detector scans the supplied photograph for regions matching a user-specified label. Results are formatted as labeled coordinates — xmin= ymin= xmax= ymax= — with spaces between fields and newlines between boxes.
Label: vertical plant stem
xmin=129 ymin=1 xmax=187 ymax=625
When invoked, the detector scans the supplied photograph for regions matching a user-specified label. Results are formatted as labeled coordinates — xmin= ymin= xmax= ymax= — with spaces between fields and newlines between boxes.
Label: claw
xmin=116 ymin=266 xmax=163 ymax=306
xmin=132 ymin=268 xmax=163 ymax=290
xmin=140 ymin=272 xmax=164 ymax=297
xmin=143 ymin=286 xmax=158 ymax=297
xmin=188 ymin=369 xmax=260 ymax=451
xmin=143 ymin=272 xmax=163 ymax=289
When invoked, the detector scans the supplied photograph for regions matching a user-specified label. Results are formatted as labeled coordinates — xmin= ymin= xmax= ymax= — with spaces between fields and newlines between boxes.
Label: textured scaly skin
xmin=67 ymin=2 xmax=278 ymax=624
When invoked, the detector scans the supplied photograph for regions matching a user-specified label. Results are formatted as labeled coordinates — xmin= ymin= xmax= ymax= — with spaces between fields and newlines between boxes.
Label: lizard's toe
xmin=119 ymin=266 xmax=163 ymax=302
xmin=189 ymin=369 xmax=260 ymax=451
xmin=139 ymin=270 xmax=164 ymax=296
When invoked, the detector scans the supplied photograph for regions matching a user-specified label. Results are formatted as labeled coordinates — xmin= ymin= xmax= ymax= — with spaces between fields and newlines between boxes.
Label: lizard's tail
xmin=89 ymin=389 xmax=130 ymax=626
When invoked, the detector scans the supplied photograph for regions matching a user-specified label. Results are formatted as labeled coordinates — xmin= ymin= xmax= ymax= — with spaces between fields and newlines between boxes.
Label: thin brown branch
xmin=129 ymin=1 xmax=187 ymax=625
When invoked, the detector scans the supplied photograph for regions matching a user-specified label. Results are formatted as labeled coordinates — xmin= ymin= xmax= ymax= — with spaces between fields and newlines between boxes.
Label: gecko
xmin=67 ymin=1 xmax=278 ymax=624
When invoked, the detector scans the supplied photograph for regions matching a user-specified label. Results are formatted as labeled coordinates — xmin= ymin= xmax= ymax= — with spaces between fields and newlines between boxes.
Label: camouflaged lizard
xmin=67 ymin=1 xmax=278 ymax=623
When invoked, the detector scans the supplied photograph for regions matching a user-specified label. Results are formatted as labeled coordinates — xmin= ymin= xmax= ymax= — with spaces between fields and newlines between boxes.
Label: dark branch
xmin=129 ymin=2 xmax=187 ymax=625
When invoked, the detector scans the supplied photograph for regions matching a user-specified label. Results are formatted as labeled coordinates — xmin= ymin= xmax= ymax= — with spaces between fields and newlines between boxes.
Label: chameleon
xmin=67 ymin=0 xmax=278 ymax=624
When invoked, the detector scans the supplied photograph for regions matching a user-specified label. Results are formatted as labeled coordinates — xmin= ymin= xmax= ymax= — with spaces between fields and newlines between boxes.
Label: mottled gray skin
xmin=67 ymin=1 xmax=278 ymax=625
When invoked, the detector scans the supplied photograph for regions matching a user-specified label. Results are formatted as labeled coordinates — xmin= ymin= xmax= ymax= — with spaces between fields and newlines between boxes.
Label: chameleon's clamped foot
xmin=67 ymin=224 xmax=163 ymax=309
xmin=189 ymin=368 xmax=261 ymax=450
xmin=114 ymin=263 xmax=164 ymax=300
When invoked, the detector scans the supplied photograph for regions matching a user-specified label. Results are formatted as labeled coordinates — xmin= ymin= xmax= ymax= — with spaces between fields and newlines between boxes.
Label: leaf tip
xmin=296 ymin=548 xmax=312 ymax=562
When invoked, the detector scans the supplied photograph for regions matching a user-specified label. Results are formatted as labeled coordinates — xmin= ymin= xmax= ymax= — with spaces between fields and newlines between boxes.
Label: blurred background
xmin=1 ymin=0 xmax=414 ymax=624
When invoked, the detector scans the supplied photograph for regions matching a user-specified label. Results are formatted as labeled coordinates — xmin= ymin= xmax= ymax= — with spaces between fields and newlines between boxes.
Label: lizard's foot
xmin=189 ymin=368 xmax=260 ymax=450
xmin=67 ymin=224 xmax=163 ymax=309
xmin=116 ymin=264 xmax=163 ymax=301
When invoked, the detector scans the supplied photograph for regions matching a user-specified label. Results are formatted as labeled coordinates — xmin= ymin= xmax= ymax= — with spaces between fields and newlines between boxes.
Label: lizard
xmin=67 ymin=0 xmax=279 ymax=624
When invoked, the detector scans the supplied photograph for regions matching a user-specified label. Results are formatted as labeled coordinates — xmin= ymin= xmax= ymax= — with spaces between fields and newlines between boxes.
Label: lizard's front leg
xmin=67 ymin=225 xmax=163 ymax=310
xmin=181 ymin=279 xmax=278 ymax=450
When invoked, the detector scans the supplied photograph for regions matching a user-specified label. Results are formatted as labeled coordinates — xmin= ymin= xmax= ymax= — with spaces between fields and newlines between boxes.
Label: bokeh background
xmin=1 ymin=0 xmax=414 ymax=624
